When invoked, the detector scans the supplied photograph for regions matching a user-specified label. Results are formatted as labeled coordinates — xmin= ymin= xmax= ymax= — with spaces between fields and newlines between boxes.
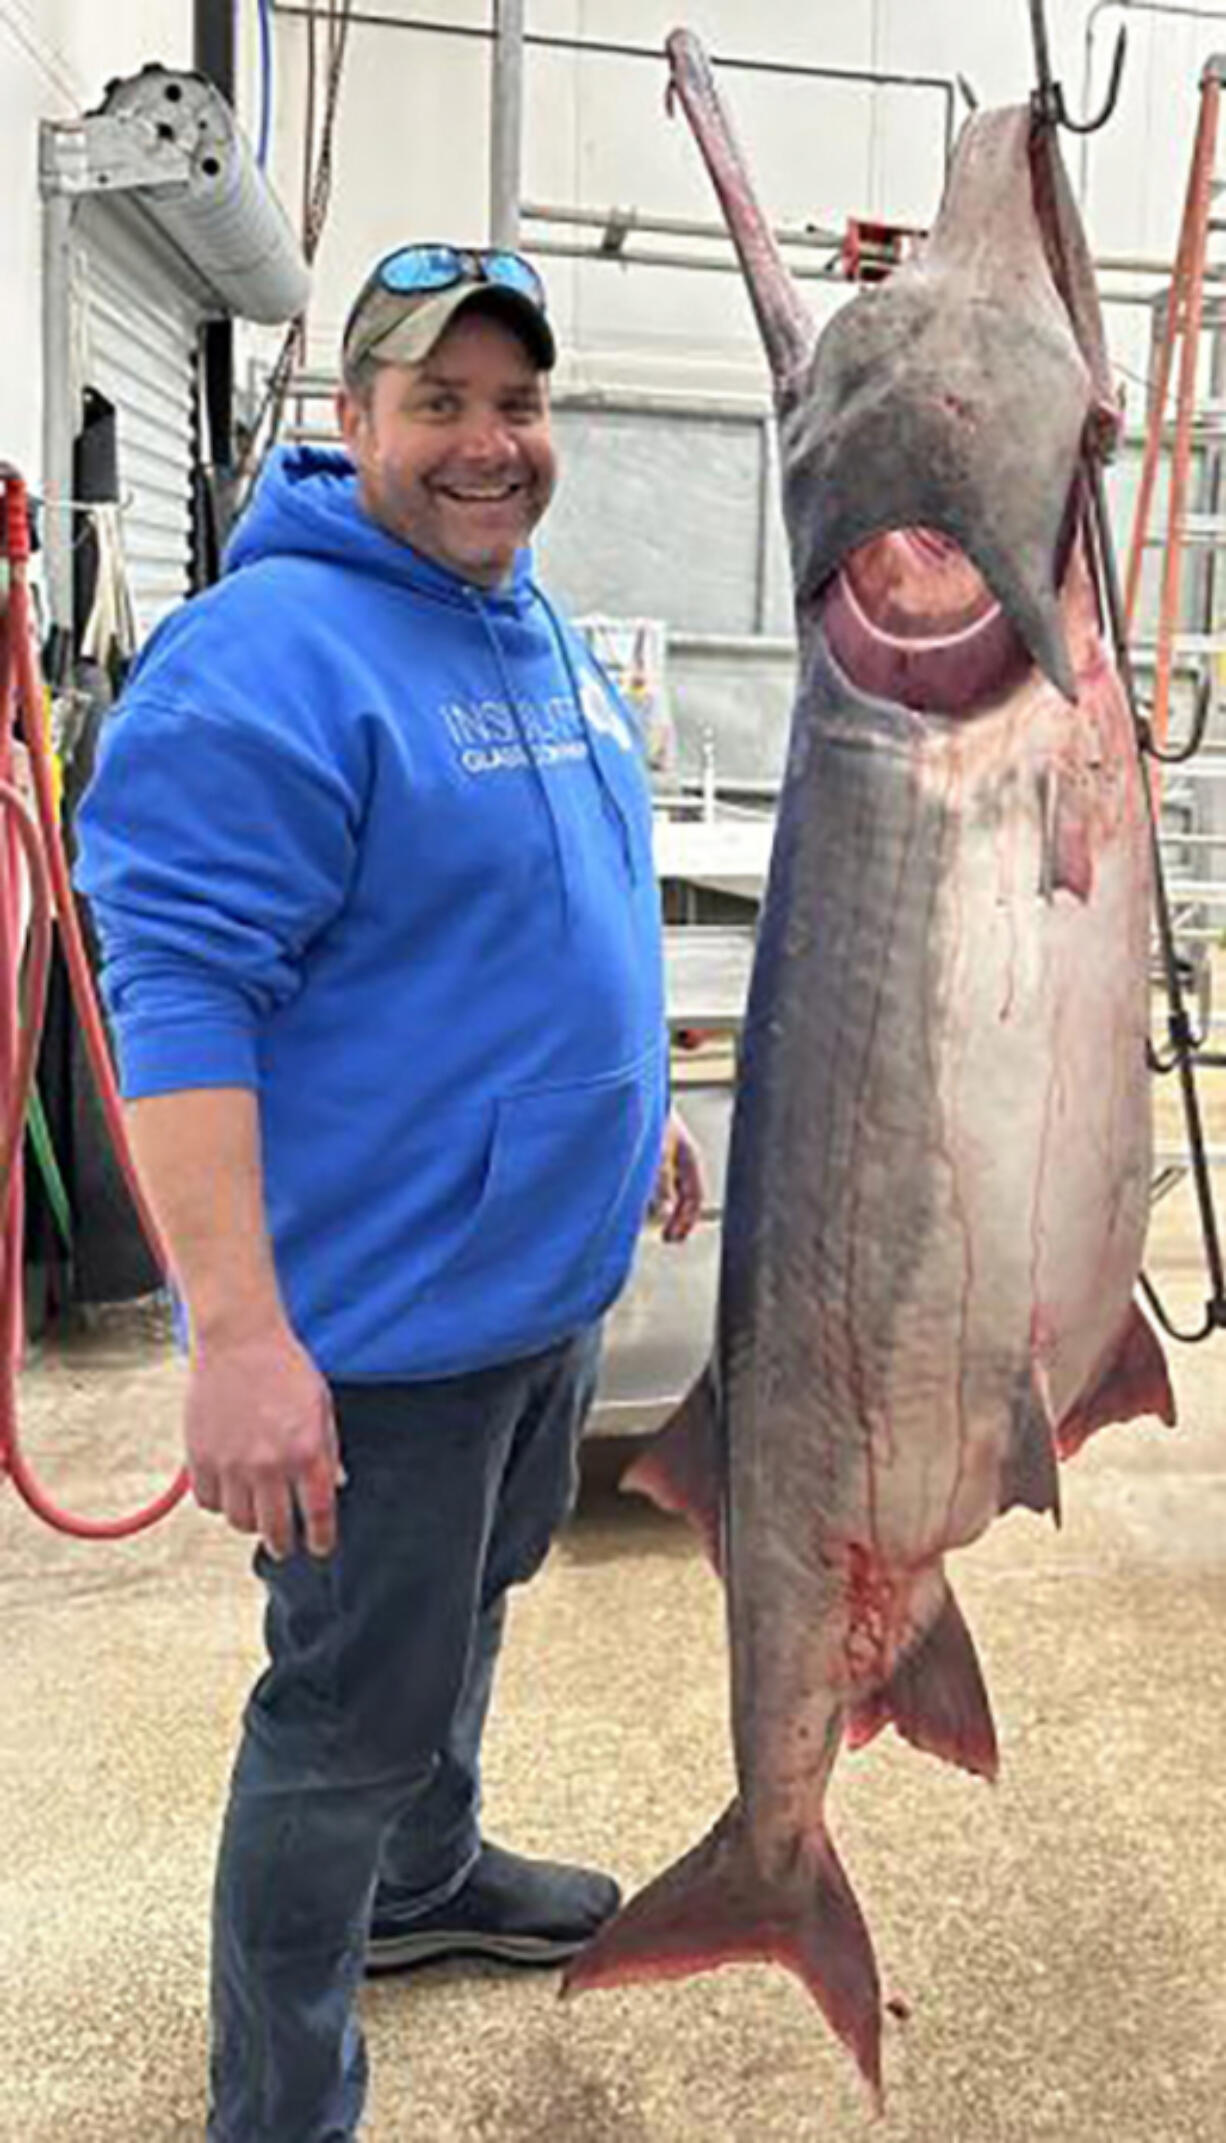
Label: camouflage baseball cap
xmin=343 ymin=244 xmax=555 ymax=374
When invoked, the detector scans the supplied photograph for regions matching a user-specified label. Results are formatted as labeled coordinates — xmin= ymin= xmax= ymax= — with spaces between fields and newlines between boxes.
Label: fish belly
xmin=724 ymin=582 xmax=1152 ymax=1735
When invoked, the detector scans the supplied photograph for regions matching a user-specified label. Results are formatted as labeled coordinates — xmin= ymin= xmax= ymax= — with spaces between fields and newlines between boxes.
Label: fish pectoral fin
xmin=1037 ymin=767 xmax=1094 ymax=904
xmin=562 ymin=1800 xmax=883 ymax=2106
xmin=1000 ymin=1366 xmax=1062 ymax=1525
xmin=846 ymin=1580 xmax=999 ymax=1783
xmin=1055 ymin=1299 xmax=1177 ymax=1460
xmin=620 ymin=1367 xmax=724 ymax=1573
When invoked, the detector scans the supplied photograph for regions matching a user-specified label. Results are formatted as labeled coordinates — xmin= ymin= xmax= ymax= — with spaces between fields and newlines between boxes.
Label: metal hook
xmin=1028 ymin=0 xmax=1127 ymax=137
xmin=1058 ymin=26 xmax=1128 ymax=136
xmin=1139 ymin=1266 xmax=1226 ymax=1347
xmin=1138 ymin=673 xmax=1214 ymax=765
xmin=956 ymin=73 xmax=979 ymax=113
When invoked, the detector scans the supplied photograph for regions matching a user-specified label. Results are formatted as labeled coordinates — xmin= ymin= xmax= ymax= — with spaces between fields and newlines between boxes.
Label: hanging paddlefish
xmin=565 ymin=27 xmax=1176 ymax=2101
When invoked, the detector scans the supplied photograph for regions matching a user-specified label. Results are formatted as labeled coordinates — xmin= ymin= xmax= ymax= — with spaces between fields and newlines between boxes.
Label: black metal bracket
xmin=1148 ymin=1003 xmax=1207 ymax=1075
xmin=1137 ymin=673 xmax=1215 ymax=1070
xmin=1029 ymin=0 xmax=1127 ymax=135
xmin=1140 ymin=1266 xmax=1226 ymax=1344
xmin=1136 ymin=674 xmax=1214 ymax=764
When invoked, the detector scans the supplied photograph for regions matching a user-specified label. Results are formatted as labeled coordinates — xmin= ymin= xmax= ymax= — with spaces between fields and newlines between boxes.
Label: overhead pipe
xmin=519 ymin=202 xmax=1217 ymax=282
xmin=521 ymin=200 xmax=843 ymax=252
xmin=524 ymin=238 xmax=845 ymax=282
xmin=267 ymin=3 xmax=961 ymax=168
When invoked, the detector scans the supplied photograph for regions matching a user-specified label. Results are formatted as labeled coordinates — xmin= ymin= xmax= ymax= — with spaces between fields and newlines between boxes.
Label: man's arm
xmin=127 ymin=1088 xmax=341 ymax=1559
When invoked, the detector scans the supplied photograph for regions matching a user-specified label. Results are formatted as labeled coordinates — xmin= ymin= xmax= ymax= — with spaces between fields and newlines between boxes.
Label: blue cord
xmin=256 ymin=0 xmax=272 ymax=169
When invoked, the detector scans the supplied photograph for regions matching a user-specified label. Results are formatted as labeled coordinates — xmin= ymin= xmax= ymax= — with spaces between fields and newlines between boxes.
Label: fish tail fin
xmin=621 ymin=1367 xmax=724 ymax=1572
xmin=847 ymin=1577 xmax=999 ymax=1782
xmin=562 ymin=1801 xmax=883 ymax=2104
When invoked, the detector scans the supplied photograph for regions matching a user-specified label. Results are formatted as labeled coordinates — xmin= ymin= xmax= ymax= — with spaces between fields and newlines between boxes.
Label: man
xmin=75 ymin=243 xmax=702 ymax=2143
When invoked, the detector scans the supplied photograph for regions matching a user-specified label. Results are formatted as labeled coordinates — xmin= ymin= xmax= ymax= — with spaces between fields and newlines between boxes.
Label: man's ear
xmin=336 ymin=388 xmax=364 ymax=456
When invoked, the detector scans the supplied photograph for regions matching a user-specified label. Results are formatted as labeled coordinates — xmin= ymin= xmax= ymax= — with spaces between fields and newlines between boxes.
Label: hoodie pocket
xmin=416 ymin=1053 xmax=663 ymax=1325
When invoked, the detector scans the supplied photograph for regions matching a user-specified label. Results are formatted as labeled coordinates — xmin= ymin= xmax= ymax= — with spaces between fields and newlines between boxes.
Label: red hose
xmin=0 ymin=470 xmax=189 ymax=1537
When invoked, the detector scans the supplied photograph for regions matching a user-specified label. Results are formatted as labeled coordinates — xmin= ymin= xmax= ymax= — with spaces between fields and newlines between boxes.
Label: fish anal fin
xmin=1001 ymin=1366 xmax=1062 ymax=1526
xmin=563 ymin=1801 xmax=883 ymax=2107
xmin=621 ymin=1368 xmax=724 ymax=1573
xmin=846 ymin=1580 xmax=999 ymax=1783
xmin=1056 ymin=1300 xmax=1177 ymax=1460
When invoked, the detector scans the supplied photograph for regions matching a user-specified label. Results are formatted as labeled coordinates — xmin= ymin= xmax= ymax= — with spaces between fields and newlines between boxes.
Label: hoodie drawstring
xmin=469 ymin=590 xmax=573 ymax=929
xmin=533 ymin=586 xmax=639 ymax=887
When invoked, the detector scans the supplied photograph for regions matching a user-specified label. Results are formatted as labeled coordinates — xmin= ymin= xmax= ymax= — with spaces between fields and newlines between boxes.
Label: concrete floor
xmin=2 ymin=1194 xmax=1225 ymax=2143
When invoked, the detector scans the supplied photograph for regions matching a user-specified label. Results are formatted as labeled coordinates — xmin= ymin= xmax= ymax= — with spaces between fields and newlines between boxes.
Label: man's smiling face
xmin=338 ymin=308 xmax=556 ymax=587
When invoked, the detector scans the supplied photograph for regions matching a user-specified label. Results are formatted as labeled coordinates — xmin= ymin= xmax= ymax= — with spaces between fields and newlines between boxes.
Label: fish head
xmin=779 ymin=105 xmax=1123 ymax=708
xmin=666 ymin=32 xmax=1122 ymax=708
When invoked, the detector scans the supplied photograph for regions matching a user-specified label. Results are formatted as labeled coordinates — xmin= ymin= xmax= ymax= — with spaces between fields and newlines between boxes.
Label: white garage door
xmin=75 ymin=198 xmax=201 ymax=641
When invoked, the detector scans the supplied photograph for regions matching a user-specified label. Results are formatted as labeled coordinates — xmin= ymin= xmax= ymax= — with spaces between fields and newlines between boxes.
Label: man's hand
xmin=185 ymin=1319 xmax=343 ymax=1561
xmin=651 ymin=1105 xmax=705 ymax=1244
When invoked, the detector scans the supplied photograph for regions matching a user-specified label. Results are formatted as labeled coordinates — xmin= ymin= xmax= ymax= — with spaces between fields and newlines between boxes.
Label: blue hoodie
xmin=74 ymin=446 xmax=668 ymax=1379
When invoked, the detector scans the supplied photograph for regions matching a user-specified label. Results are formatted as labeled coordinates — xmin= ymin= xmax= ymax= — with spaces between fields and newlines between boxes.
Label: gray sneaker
xmin=365 ymin=1840 xmax=620 ymax=1973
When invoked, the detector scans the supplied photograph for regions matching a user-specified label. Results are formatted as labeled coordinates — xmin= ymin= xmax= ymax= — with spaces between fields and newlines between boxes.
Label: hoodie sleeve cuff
xmin=112 ymin=1014 xmax=261 ymax=1099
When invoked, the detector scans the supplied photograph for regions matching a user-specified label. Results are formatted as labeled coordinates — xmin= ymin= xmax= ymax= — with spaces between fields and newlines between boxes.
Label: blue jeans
xmin=206 ymin=1326 xmax=601 ymax=2143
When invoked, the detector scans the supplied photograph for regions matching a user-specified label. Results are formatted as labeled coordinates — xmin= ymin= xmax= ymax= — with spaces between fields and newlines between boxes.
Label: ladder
xmin=1124 ymin=52 xmax=1226 ymax=1051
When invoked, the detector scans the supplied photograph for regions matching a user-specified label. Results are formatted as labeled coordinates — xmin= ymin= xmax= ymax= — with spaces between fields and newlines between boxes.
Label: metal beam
xmin=38 ymin=166 xmax=74 ymax=636
xmin=489 ymin=0 xmax=523 ymax=249
xmin=193 ymin=1 xmax=239 ymax=566
xmin=193 ymin=0 xmax=237 ymax=97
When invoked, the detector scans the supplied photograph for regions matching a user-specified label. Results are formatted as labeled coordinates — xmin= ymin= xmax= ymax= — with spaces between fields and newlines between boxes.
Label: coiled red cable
xmin=0 ymin=469 xmax=189 ymax=1536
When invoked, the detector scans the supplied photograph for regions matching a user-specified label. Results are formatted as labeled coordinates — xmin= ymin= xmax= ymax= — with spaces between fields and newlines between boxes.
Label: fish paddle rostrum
xmin=563 ymin=25 xmax=1177 ymax=2106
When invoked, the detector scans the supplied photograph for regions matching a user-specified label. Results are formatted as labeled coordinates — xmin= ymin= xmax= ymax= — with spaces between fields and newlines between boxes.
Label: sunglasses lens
xmin=378 ymin=244 xmax=464 ymax=295
xmin=484 ymin=252 xmax=547 ymax=309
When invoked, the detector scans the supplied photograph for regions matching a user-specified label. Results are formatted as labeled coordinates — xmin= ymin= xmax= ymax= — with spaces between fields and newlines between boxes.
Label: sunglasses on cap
xmin=345 ymin=244 xmax=548 ymax=344
xmin=377 ymin=243 xmax=545 ymax=306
